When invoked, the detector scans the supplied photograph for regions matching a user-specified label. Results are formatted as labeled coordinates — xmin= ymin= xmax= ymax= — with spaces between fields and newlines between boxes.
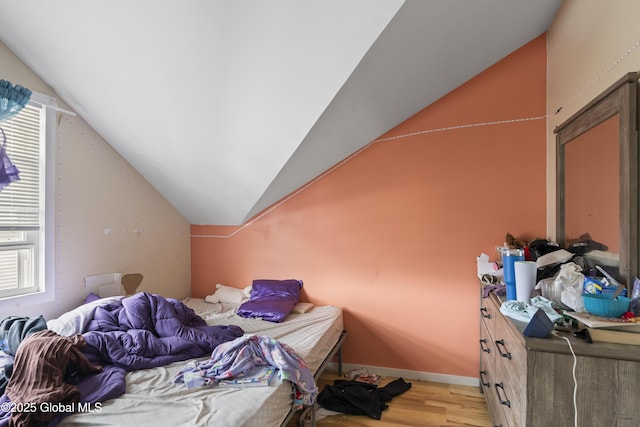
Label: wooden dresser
xmin=479 ymin=289 xmax=640 ymax=427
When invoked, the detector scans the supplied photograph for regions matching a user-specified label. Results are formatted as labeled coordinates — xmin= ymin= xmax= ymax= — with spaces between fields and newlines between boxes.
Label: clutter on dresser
xmin=480 ymin=231 xmax=638 ymax=343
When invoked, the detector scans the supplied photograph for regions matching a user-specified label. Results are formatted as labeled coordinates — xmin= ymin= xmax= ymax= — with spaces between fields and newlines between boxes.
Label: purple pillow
xmin=84 ymin=292 xmax=101 ymax=304
xmin=236 ymin=279 xmax=302 ymax=323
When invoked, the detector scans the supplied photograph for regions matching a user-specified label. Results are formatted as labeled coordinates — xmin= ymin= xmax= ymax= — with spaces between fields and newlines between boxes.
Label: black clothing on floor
xmin=317 ymin=377 xmax=412 ymax=419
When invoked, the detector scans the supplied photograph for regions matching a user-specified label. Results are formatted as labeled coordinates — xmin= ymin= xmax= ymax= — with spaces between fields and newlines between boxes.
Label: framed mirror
xmin=555 ymin=72 xmax=638 ymax=292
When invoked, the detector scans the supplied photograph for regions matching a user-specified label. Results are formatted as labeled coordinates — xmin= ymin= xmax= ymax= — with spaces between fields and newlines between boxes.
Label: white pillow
xmin=204 ymin=294 xmax=221 ymax=303
xmin=243 ymin=284 xmax=252 ymax=298
xmin=291 ymin=302 xmax=314 ymax=314
xmin=47 ymin=295 xmax=124 ymax=336
xmin=208 ymin=284 xmax=250 ymax=304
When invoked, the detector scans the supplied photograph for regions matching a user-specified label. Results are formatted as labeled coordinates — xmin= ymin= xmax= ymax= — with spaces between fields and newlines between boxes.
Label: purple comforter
xmin=82 ymin=292 xmax=243 ymax=370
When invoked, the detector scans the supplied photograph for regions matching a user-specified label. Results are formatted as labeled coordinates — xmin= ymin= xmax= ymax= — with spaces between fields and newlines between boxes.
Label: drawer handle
xmin=479 ymin=370 xmax=490 ymax=388
xmin=494 ymin=382 xmax=511 ymax=408
xmin=480 ymin=307 xmax=491 ymax=319
xmin=479 ymin=338 xmax=491 ymax=353
xmin=495 ymin=339 xmax=512 ymax=360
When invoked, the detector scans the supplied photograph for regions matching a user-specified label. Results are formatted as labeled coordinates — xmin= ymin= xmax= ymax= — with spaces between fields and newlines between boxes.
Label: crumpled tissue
xmin=556 ymin=262 xmax=585 ymax=311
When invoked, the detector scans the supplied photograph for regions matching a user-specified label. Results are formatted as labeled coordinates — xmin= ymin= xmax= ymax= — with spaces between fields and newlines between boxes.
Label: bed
xmin=0 ymin=288 xmax=345 ymax=427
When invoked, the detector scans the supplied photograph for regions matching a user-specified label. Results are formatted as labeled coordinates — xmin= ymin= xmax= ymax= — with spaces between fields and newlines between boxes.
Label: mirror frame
xmin=555 ymin=72 xmax=639 ymax=291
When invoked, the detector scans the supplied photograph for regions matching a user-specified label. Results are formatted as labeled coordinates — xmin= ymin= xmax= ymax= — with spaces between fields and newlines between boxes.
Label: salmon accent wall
xmin=192 ymin=35 xmax=547 ymax=378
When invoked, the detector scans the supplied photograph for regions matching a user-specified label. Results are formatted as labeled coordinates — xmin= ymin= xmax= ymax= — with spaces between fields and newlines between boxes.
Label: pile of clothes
xmin=317 ymin=376 xmax=411 ymax=420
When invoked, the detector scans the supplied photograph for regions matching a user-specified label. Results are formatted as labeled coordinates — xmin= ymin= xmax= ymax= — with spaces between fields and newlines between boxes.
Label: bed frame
xmin=280 ymin=329 xmax=347 ymax=427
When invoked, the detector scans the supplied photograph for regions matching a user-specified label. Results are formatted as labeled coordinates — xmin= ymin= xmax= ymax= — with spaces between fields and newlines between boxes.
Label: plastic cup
xmin=515 ymin=261 xmax=537 ymax=304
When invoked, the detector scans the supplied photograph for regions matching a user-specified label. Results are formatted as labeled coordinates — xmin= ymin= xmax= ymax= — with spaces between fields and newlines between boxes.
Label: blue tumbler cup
xmin=501 ymin=248 xmax=525 ymax=300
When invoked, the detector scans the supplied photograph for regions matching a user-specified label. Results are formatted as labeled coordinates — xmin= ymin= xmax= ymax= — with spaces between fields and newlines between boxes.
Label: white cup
xmin=515 ymin=261 xmax=537 ymax=304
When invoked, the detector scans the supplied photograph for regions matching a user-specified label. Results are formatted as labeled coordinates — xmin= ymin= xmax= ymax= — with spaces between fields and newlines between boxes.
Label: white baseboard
xmin=325 ymin=362 xmax=480 ymax=388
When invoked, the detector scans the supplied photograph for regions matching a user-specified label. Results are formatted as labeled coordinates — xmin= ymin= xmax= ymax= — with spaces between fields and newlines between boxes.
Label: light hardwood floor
xmin=287 ymin=373 xmax=492 ymax=427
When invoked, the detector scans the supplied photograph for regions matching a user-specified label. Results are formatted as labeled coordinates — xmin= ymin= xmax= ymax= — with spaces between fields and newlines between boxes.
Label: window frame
xmin=0 ymin=91 xmax=56 ymax=306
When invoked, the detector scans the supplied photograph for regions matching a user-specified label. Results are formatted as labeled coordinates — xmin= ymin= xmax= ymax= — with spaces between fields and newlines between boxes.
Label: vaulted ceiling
xmin=0 ymin=0 xmax=562 ymax=225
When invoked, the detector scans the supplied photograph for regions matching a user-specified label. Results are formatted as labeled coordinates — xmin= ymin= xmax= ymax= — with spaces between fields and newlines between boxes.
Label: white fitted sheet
xmin=59 ymin=300 xmax=343 ymax=427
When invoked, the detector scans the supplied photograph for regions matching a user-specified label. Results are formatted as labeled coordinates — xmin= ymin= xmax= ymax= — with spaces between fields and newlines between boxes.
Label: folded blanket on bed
xmin=81 ymin=292 xmax=244 ymax=370
xmin=174 ymin=334 xmax=317 ymax=410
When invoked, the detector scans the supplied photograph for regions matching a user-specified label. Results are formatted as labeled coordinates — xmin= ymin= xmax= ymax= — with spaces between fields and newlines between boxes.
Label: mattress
xmin=59 ymin=299 xmax=343 ymax=427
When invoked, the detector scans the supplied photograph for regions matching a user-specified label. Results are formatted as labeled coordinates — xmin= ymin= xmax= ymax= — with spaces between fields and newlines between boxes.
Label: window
xmin=0 ymin=99 xmax=47 ymax=299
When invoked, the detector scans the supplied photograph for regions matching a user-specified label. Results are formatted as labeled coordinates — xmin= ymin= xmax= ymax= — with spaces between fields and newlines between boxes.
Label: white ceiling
xmin=0 ymin=0 xmax=562 ymax=225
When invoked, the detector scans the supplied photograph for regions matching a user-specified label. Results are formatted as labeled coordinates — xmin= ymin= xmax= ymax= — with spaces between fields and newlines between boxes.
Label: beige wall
xmin=547 ymin=0 xmax=640 ymax=239
xmin=0 ymin=42 xmax=191 ymax=319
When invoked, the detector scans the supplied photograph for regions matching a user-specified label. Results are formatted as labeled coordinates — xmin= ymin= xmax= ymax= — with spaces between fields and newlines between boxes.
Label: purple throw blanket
xmin=81 ymin=292 xmax=244 ymax=370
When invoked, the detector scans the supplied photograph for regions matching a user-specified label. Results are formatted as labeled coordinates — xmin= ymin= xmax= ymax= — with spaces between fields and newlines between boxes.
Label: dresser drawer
xmin=492 ymin=358 xmax=523 ymax=426
xmin=480 ymin=295 xmax=500 ymax=329
xmin=492 ymin=303 xmax=526 ymax=427
xmin=480 ymin=333 xmax=509 ymax=427
xmin=479 ymin=320 xmax=494 ymax=393
xmin=480 ymin=294 xmax=510 ymax=427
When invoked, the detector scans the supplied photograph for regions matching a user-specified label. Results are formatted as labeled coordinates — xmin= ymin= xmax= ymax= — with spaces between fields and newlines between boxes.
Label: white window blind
xmin=0 ymin=102 xmax=43 ymax=298
xmin=0 ymin=250 xmax=19 ymax=290
xmin=0 ymin=104 xmax=42 ymax=230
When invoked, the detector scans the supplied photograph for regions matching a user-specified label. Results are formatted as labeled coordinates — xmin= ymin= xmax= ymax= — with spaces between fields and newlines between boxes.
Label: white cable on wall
xmin=558 ymin=39 xmax=640 ymax=116
xmin=191 ymin=114 xmax=550 ymax=239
